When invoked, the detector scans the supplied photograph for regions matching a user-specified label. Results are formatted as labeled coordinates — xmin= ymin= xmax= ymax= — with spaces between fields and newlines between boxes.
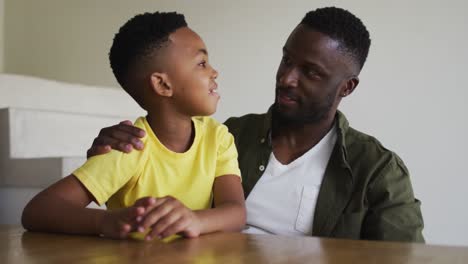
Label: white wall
xmin=339 ymin=1 xmax=468 ymax=246
xmin=2 ymin=0 xmax=468 ymax=246
xmin=0 ymin=0 xmax=4 ymax=72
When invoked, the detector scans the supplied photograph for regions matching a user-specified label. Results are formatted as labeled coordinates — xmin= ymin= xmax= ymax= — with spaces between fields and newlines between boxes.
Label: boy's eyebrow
xmin=197 ymin=48 xmax=208 ymax=56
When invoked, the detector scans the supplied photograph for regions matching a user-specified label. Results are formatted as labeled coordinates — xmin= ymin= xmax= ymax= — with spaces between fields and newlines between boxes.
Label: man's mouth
xmin=277 ymin=88 xmax=299 ymax=104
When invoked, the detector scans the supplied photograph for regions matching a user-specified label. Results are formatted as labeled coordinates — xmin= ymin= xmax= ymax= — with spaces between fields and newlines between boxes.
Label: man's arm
xmin=362 ymin=157 xmax=425 ymax=242
xmin=21 ymin=175 xmax=148 ymax=239
xmin=86 ymin=120 xmax=146 ymax=158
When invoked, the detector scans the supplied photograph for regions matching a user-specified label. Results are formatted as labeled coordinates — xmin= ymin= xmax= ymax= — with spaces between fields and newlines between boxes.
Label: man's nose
xmin=278 ymin=67 xmax=299 ymax=87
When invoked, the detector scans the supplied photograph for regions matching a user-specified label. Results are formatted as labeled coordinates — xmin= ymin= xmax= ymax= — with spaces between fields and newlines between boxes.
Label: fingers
xmin=118 ymin=223 xmax=132 ymax=239
xmin=86 ymin=145 xmax=111 ymax=159
xmin=106 ymin=197 xmax=196 ymax=240
xmin=94 ymin=130 xmax=139 ymax=152
xmin=159 ymin=218 xmax=192 ymax=239
xmin=101 ymin=206 xmax=146 ymax=239
xmin=146 ymin=212 xmax=184 ymax=240
xmin=133 ymin=196 xmax=156 ymax=207
xmin=121 ymin=206 xmax=147 ymax=234
xmin=133 ymin=197 xmax=170 ymax=229
xmin=119 ymin=120 xmax=133 ymax=125
xmin=140 ymin=198 xmax=177 ymax=230
xmin=137 ymin=197 xmax=181 ymax=238
xmin=137 ymin=197 xmax=200 ymax=240
xmin=133 ymin=197 xmax=156 ymax=222
xmin=102 ymin=121 xmax=146 ymax=142
xmin=127 ymin=204 xmax=146 ymax=220
xmin=90 ymin=121 xmax=146 ymax=155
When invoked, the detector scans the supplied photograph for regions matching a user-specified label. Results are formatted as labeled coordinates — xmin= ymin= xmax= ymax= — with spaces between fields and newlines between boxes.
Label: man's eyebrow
xmin=283 ymin=47 xmax=328 ymax=75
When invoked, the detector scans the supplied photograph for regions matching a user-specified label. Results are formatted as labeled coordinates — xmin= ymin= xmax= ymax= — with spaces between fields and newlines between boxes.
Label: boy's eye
xmin=198 ymin=61 xmax=207 ymax=67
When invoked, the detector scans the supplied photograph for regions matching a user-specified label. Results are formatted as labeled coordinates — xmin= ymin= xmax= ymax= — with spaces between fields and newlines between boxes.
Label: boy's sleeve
xmin=73 ymin=149 xmax=144 ymax=205
xmin=215 ymin=124 xmax=241 ymax=179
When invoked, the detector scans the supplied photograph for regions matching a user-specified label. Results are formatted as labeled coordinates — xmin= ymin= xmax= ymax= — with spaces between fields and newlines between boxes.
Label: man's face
xmin=164 ymin=27 xmax=219 ymax=116
xmin=274 ymin=25 xmax=353 ymax=124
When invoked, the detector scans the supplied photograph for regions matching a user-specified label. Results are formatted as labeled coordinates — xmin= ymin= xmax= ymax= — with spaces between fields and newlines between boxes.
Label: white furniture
xmin=0 ymin=74 xmax=143 ymax=224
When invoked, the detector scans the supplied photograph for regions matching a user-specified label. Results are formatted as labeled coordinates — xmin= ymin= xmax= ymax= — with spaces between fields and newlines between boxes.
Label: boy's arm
xmin=22 ymin=175 xmax=104 ymax=235
xmin=139 ymin=174 xmax=246 ymax=240
xmin=21 ymin=175 xmax=147 ymax=238
xmin=196 ymin=174 xmax=246 ymax=233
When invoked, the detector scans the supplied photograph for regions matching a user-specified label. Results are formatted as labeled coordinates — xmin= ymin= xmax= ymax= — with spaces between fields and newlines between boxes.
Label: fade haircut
xmin=300 ymin=7 xmax=371 ymax=71
xmin=109 ymin=12 xmax=187 ymax=103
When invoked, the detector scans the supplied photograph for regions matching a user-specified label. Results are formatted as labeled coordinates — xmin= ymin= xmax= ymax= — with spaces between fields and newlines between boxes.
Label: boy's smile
xmin=209 ymin=83 xmax=219 ymax=97
xmin=163 ymin=27 xmax=219 ymax=116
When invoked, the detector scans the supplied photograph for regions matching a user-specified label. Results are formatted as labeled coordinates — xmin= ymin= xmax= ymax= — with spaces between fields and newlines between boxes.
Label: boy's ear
xmin=150 ymin=72 xmax=173 ymax=97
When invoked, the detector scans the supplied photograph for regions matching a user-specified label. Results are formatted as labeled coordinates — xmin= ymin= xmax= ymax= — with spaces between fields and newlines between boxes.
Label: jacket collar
xmin=260 ymin=107 xmax=356 ymax=236
xmin=335 ymin=110 xmax=353 ymax=172
xmin=312 ymin=110 xmax=355 ymax=236
xmin=262 ymin=106 xmax=352 ymax=169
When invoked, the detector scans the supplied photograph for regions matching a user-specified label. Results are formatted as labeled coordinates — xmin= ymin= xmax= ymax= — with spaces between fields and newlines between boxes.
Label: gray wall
xmin=2 ymin=0 xmax=468 ymax=245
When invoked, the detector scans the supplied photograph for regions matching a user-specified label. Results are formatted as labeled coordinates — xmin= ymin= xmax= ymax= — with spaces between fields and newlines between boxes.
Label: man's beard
xmin=273 ymin=88 xmax=337 ymax=125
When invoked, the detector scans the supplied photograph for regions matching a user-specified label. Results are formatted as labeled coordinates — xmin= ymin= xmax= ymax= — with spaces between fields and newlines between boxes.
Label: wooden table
xmin=1 ymin=225 xmax=467 ymax=263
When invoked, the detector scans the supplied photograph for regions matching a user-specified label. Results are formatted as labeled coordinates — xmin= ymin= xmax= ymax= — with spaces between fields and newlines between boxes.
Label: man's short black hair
xmin=109 ymin=12 xmax=187 ymax=94
xmin=300 ymin=7 xmax=371 ymax=71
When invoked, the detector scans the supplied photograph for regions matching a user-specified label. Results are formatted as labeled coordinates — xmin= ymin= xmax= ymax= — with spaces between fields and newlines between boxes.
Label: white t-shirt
xmin=243 ymin=126 xmax=337 ymax=236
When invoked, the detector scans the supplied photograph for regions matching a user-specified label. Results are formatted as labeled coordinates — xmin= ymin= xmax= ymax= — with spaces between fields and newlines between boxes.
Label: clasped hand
xmin=100 ymin=196 xmax=201 ymax=240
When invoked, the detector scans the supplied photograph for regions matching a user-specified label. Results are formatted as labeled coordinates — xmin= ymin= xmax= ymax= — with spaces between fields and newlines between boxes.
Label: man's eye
xmin=199 ymin=61 xmax=207 ymax=67
xmin=307 ymin=69 xmax=317 ymax=76
xmin=281 ymin=56 xmax=291 ymax=65
xmin=305 ymin=69 xmax=321 ymax=79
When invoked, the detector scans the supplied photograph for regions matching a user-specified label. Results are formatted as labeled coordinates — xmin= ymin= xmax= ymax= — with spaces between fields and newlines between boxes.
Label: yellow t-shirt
xmin=73 ymin=116 xmax=241 ymax=211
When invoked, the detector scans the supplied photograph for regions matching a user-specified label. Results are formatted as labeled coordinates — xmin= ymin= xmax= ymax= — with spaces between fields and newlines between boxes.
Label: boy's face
xmin=163 ymin=27 xmax=219 ymax=116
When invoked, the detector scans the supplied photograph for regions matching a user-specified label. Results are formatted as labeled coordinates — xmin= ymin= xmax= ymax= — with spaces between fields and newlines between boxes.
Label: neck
xmin=272 ymin=111 xmax=336 ymax=164
xmin=146 ymin=107 xmax=194 ymax=153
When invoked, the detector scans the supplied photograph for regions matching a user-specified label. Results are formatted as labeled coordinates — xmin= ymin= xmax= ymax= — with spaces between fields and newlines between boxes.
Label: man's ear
xmin=340 ymin=76 xmax=359 ymax=97
xmin=150 ymin=72 xmax=173 ymax=97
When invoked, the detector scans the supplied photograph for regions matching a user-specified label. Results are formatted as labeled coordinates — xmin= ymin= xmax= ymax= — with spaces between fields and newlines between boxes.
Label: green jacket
xmin=224 ymin=109 xmax=425 ymax=242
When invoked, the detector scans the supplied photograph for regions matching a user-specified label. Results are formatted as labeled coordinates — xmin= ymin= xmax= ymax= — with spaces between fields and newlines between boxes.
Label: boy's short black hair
xmin=109 ymin=12 xmax=187 ymax=102
xmin=300 ymin=7 xmax=371 ymax=71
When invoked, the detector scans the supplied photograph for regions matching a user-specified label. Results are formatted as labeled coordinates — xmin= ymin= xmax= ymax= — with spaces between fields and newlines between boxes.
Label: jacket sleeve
xmin=361 ymin=155 xmax=425 ymax=242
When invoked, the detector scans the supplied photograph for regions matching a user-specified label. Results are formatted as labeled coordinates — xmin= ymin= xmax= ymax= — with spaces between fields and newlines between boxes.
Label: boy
xmin=21 ymin=12 xmax=246 ymax=241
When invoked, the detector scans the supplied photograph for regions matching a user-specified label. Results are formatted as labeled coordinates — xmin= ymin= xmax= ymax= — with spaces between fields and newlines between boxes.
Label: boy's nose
xmin=212 ymin=67 xmax=218 ymax=79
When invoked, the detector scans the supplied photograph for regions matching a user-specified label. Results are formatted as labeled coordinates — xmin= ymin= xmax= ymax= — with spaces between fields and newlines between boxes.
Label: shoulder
xmin=223 ymin=112 xmax=270 ymax=144
xmin=336 ymin=111 xmax=405 ymax=168
xmin=224 ymin=112 xmax=267 ymax=123
xmin=132 ymin=116 xmax=151 ymax=146
xmin=345 ymin=126 xmax=391 ymax=155
xmin=194 ymin=116 xmax=226 ymax=132
xmin=133 ymin=116 xmax=149 ymax=135
xmin=194 ymin=116 xmax=238 ymax=152
xmin=347 ymin=126 xmax=404 ymax=163
xmin=194 ymin=116 xmax=232 ymax=141
xmin=224 ymin=113 xmax=267 ymax=132
xmin=342 ymin=125 xmax=410 ymax=185
xmin=87 ymin=116 xmax=149 ymax=163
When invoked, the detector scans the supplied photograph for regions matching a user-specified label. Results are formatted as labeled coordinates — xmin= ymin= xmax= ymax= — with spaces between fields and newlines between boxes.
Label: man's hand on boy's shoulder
xmin=87 ymin=120 xmax=146 ymax=158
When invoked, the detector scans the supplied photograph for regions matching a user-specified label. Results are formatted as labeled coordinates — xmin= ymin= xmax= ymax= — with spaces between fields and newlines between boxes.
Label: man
xmin=88 ymin=7 xmax=424 ymax=242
